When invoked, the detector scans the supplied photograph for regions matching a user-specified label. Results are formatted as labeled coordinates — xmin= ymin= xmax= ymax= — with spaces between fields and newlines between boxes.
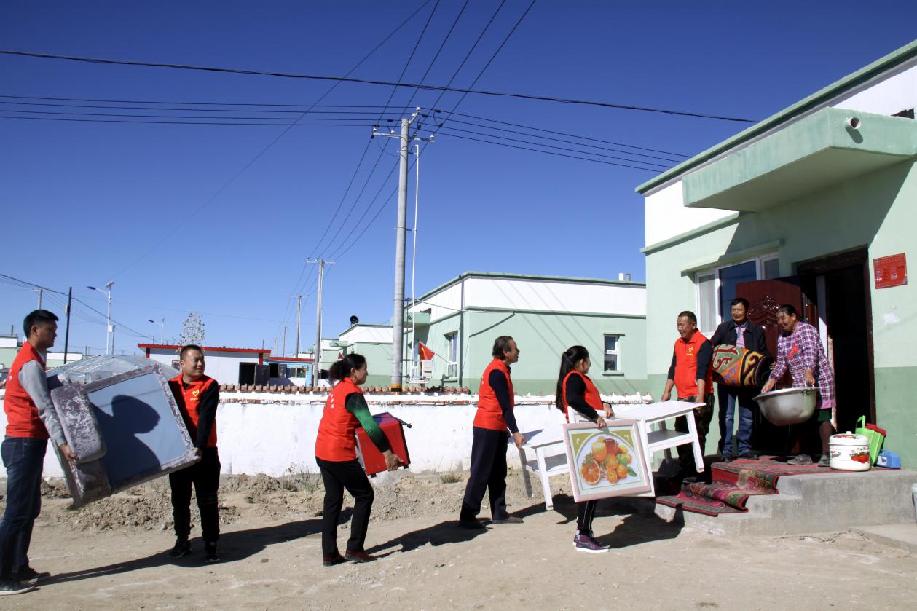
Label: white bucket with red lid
xmin=829 ymin=432 xmax=870 ymax=471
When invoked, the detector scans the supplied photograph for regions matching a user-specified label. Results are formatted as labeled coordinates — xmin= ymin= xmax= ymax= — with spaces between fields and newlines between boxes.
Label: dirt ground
xmin=1 ymin=470 xmax=915 ymax=610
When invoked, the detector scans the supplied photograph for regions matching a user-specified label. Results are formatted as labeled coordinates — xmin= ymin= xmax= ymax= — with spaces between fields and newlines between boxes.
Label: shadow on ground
xmin=44 ymin=512 xmax=346 ymax=585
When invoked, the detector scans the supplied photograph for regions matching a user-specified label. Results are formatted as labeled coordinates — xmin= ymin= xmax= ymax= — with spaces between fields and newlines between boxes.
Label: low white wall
xmin=0 ymin=392 xmax=651 ymax=478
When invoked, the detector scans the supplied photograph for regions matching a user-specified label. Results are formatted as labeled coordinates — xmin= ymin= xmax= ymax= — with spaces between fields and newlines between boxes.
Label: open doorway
xmin=798 ymin=248 xmax=875 ymax=433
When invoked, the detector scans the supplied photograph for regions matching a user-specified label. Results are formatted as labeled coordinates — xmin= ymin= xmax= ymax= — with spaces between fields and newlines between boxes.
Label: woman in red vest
xmin=555 ymin=345 xmax=614 ymax=553
xmin=315 ymin=354 xmax=401 ymax=567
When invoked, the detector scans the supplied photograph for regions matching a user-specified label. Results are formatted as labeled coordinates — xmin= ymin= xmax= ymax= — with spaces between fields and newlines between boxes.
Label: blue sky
xmin=1 ymin=1 xmax=915 ymax=356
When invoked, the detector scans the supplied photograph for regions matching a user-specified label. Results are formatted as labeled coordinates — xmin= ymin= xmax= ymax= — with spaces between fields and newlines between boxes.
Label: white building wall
xmin=146 ymin=351 xmax=260 ymax=385
xmin=644 ymin=180 xmax=736 ymax=248
xmin=1 ymin=393 xmax=647 ymax=478
xmin=463 ymin=277 xmax=645 ymax=316
xmin=411 ymin=282 xmax=463 ymax=323
xmin=338 ymin=326 xmax=393 ymax=344
xmin=832 ymin=62 xmax=917 ymax=116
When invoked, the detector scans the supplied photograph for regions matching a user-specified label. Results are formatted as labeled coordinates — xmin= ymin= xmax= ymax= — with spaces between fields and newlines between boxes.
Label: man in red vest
xmin=1 ymin=310 xmax=76 ymax=595
xmin=459 ymin=336 xmax=525 ymax=529
xmin=167 ymin=344 xmax=221 ymax=563
xmin=661 ymin=311 xmax=714 ymax=477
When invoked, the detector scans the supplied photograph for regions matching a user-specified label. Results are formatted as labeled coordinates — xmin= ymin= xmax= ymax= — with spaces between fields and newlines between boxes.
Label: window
xmin=718 ymin=261 xmax=757 ymax=322
xmin=695 ymin=254 xmax=778 ymax=333
xmin=761 ymin=257 xmax=780 ymax=280
xmin=444 ymin=332 xmax=458 ymax=379
xmin=603 ymin=335 xmax=621 ymax=372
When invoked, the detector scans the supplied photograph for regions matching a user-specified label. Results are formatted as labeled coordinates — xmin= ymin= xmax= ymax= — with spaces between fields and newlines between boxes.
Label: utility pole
xmin=391 ymin=117 xmax=410 ymax=392
xmin=373 ymin=109 xmax=432 ymax=391
xmin=306 ymin=258 xmax=334 ymax=383
xmin=63 ymin=287 xmax=72 ymax=363
xmin=34 ymin=288 xmax=43 ymax=309
xmin=295 ymin=294 xmax=302 ymax=357
xmin=281 ymin=325 xmax=287 ymax=357
xmin=87 ymin=281 xmax=114 ymax=355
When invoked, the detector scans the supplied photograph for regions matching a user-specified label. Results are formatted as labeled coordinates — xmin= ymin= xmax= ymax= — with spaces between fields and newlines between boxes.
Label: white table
xmin=518 ymin=400 xmax=705 ymax=509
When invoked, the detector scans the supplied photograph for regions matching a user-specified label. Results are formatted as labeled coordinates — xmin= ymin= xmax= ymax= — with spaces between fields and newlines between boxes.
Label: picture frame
xmin=563 ymin=419 xmax=652 ymax=502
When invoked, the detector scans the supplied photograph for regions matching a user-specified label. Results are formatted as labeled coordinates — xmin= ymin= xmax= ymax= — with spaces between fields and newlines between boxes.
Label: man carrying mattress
xmin=0 ymin=310 xmax=77 ymax=595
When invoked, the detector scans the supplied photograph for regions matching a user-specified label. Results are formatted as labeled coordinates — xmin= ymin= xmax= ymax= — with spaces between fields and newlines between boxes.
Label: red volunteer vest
xmin=560 ymin=370 xmax=603 ymax=423
xmin=315 ymin=378 xmax=362 ymax=462
xmin=474 ymin=359 xmax=514 ymax=431
xmin=3 ymin=342 xmax=50 ymax=439
xmin=673 ymin=331 xmax=713 ymax=398
xmin=170 ymin=374 xmax=218 ymax=447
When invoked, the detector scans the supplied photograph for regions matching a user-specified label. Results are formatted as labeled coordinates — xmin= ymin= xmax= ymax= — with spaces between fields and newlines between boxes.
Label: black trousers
xmin=460 ymin=427 xmax=509 ymax=521
xmin=316 ymin=457 xmax=374 ymax=555
xmin=169 ymin=447 xmax=221 ymax=543
xmin=576 ymin=500 xmax=598 ymax=534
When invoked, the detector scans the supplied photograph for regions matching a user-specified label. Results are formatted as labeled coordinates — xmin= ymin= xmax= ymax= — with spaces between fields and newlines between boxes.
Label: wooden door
xmin=735 ymin=277 xmax=816 ymax=455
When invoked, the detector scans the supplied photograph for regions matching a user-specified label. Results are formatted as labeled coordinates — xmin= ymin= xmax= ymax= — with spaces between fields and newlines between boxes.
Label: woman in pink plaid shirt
xmin=761 ymin=304 xmax=835 ymax=466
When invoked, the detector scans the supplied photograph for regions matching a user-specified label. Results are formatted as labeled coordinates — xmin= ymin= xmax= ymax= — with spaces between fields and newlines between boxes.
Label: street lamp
xmin=148 ymin=318 xmax=165 ymax=344
xmin=87 ymin=281 xmax=114 ymax=355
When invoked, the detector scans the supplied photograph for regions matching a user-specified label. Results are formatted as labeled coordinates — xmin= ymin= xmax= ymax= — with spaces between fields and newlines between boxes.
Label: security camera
xmin=846 ymin=117 xmax=860 ymax=129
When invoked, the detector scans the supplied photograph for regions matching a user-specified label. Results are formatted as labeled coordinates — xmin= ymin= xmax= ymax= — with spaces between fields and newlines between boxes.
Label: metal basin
xmin=753 ymin=387 xmax=817 ymax=426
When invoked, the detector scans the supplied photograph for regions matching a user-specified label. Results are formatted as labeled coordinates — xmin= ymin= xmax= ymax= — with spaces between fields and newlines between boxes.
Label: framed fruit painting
xmin=563 ymin=419 xmax=652 ymax=501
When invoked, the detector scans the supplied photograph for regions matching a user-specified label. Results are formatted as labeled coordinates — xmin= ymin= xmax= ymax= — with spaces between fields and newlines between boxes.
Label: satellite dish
xmin=349 ymin=315 xmax=359 ymax=326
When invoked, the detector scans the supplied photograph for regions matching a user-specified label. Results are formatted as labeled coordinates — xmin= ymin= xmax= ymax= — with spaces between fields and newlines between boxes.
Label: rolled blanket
xmin=712 ymin=344 xmax=771 ymax=388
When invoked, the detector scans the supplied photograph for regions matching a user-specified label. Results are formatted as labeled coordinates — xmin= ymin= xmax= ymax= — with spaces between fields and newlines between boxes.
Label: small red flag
xmin=418 ymin=342 xmax=435 ymax=361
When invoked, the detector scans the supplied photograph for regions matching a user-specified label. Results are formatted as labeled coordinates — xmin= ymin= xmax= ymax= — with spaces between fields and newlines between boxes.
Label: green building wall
xmin=410 ymin=309 xmax=648 ymax=395
xmin=645 ymin=160 xmax=917 ymax=463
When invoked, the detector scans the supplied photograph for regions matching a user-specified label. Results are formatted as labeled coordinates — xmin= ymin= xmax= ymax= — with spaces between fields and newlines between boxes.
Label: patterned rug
xmin=656 ymin=457 xmax=838 ymax=516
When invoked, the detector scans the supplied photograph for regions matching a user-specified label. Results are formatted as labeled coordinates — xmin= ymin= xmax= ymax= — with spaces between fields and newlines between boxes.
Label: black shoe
xmin=720 ymin=454 xmax=735 ymax=463
xmin=737 ymin=452 xmax=758 ymax=460
xmin=491 ymin=516 xmax=523 ymax=524
xmin=204 ymin=542 xmax=220 ymax=563
xmin=14 ymin=567 xmax=50 ymax=585
xmin=322 ymin=553 xmax=346 ymax=567
xmin=458 ymin=518 xmax=487 ymax=530
xmin=0 ymin=579 xmax=36 ymax=596
xmin=169 ymin=538 xmax=191 ymax=558
xmin=344 ymin=550 xmax=375 ymax=563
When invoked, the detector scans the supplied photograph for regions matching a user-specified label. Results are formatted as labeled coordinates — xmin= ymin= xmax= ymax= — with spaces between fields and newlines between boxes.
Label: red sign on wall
xmin=874 ymin=253 xmax=907 ymax=289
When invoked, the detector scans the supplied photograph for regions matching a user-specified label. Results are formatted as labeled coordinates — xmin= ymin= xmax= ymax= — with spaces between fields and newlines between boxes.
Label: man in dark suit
xmin=710 ymin=298 xmax=768 ymax=460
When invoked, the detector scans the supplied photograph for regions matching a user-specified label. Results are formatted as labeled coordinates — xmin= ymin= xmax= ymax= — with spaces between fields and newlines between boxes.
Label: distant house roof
xmin=264 ymin=356 xmax=314 ymax=363
xmin=138 ymin=343 xmax=270 ymax=355
xmin=636 ymin=39 xmax=917 ymax=195
xmin=417 ymin=271 xmax=644 ymax=302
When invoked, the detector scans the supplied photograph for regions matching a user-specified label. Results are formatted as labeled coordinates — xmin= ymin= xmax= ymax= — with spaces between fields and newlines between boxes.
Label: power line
xmin=276 ymin=0 xmax=438 ymax=333
xmin=0 ymin=272 xmax=153 ymax=339
xmin=0 ymin=49 xmax=757 ymax=123
xmin=106 ymin=0 xmax=436 ymax=282
xmin=434 ymin=110 xmax=689 ymax=159
xmin=438 ymin=129 xmax=659 ymax=171
xmin=435 ymin=124 xmax=669 ymax=170
xmin=0 ymin=92 xmax=689 ymax=158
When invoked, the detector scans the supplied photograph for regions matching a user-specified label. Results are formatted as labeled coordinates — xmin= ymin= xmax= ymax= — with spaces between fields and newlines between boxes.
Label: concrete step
xmin=656 ymin=469 xmax=917 ymax=536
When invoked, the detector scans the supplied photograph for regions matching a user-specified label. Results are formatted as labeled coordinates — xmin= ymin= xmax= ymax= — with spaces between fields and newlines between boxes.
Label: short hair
xmin=23 ymin=309 xmax=58 ymax=337
xmin=777 ymin=304 xmax=798 ymax=317
xmin=677 ymin=311 xmax=697 ymax=324
xmin=492 ymin=336 xmax=515 ymax=359
xmin=179 ymin=344 xmax=204 ymax=360
xmin=731 ymin=297 xmax=750 ymax=310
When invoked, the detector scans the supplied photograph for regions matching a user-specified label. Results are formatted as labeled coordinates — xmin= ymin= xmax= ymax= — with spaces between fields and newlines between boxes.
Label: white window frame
xmin=603 ymin=334 xmax=622 ymax=373
xmin=694 ymin=253 xmax=778 ymax=335
xmin=444 ymin=332 xmax=458 ymax=379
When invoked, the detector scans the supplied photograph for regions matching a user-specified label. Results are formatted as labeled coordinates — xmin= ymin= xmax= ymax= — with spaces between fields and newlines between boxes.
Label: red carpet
xmin=656 ymin=457 xmax=839 ymax=516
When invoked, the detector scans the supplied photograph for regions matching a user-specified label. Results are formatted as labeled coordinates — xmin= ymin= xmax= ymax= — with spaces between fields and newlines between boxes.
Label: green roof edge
xmin=636 ymin=39 xmax=917 ymax=195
